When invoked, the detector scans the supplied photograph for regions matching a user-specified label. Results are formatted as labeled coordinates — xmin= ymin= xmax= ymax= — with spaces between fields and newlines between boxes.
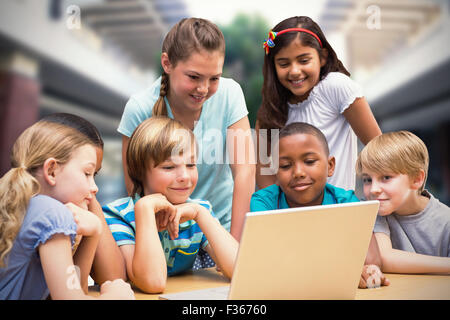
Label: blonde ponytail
xmin=0 ymin=167 xmax=39 ymax=267
xmin=0 ymin=120 xmax=92 ymax=267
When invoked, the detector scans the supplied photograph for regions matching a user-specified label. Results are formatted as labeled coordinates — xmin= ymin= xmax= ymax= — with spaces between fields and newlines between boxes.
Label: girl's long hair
xmin=0 ymin=121 xmax=92 ymax=267
xmin=258 ymin=16 xmax=350 ymax=131
xmin=152 ymin=17 xmax=226 ymax=116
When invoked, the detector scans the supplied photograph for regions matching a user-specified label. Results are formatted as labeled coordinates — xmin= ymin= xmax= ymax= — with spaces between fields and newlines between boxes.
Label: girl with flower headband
xmin=118 ymin=17 xmax=255 ymax=246
xmin=256 ymin=16 xmax=381 ymax=191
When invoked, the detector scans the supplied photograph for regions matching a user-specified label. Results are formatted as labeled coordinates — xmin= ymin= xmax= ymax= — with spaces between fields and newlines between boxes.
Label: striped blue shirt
xmin=103 ymin=196 xmax=215 ymax=276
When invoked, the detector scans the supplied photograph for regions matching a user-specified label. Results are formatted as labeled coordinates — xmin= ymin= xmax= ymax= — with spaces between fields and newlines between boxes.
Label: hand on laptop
xmin=359 ymin=264 xmax=390 ymax=289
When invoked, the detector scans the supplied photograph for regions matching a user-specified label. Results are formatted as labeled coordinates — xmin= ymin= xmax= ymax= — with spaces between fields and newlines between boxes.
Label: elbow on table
xmin=135 ymin=275 xmax=167 ymax=294
xmin=131 ymin=267 xmax=167 ymax=293
xmin=219 ymin=263 xmax=234 ymax=281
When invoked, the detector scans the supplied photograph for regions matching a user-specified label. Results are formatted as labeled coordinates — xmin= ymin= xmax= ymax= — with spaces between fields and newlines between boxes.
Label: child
xmin=42 ymin=113 xmax=126 ymax=285
xmin=0 ymin=120 xmax=134 ymax=299
xmin=256 ymin=16 xmax=381 ymax=191
xmin=118 ymin=17 xmax=255 ymax=242
xmin=251 ymin=122 xmax=389 ymax=288
xmin=356 ymin=131 xmax=450 ymax=274
xmin=103 ymin=117 xmax=238 ymax=293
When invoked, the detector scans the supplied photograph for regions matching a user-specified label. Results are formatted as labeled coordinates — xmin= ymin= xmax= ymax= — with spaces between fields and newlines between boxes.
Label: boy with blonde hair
xmin=356 ymin=131 xmax=450 ymax=274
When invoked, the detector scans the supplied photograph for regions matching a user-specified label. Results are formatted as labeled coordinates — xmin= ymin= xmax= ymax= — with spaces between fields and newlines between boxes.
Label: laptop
xmin=159 ymin=200 xmax=379 ymax=300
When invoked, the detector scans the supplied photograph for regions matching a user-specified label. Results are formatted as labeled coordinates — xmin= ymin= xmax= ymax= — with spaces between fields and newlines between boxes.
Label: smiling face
xmin=51 ymin=144 xmax=98 ymax=210
xmin=274 ymin=37 xmax=326 ymax=104
xmin=162 ymin=49 xmax=224 ymax=115
xmin=143 ymin=145 xmax=198 ymax=205
xmin=276 ymin=133 xmax=335 ymax=208
xmin=361 ymin=169 xmax=419 ymax=216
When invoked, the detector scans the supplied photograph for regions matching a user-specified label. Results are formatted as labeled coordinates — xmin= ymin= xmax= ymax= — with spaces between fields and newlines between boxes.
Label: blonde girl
xmin=42 ymin=113 xmax=126 ymax=285
xmin=118 ymin=18 xmax=255 ymax=242
xmin=0 ymin=120 xmax=134 ymax=299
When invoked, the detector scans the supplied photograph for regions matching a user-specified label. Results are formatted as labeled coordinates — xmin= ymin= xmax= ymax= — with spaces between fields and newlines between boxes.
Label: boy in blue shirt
xmin=251 ymin=122 xmax=389 ymax=288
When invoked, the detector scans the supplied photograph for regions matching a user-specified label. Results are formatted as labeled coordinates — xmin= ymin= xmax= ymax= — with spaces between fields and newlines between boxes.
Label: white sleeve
xmin=321 ymin=72 xmax=364 ymax=114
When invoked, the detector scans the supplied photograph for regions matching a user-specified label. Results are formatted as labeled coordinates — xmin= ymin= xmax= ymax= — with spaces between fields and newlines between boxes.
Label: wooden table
xmin=89 ymin=268 xmax=450 ymax=300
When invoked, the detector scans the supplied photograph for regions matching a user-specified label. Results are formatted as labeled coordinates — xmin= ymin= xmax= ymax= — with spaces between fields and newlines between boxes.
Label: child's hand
xmin=136 ymin=193 xmax=176 ymax=231
xmin=100 ymin=279 xmax=135 ymax=300
xmin=65 ymin=202 xmax=102 ymax=237
xmin=359 ymin=264 xmax=390 ymax=289
xmin=167 ymin=203 xmax=203 ymax=240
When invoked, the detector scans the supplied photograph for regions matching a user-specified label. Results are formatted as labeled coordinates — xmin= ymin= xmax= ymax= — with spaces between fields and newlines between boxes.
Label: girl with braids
xmin=256 ymin=16 xmax=381 ymax=191
xmin=118 ymin=18 xmax=255 ymax=247
xmin=0 ymin=120 xmax=134 ymax=299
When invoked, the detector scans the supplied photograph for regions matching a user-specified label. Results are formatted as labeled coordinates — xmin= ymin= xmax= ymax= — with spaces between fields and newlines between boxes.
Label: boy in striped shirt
xmin=103 ymin=117 xmax=238 ymax=293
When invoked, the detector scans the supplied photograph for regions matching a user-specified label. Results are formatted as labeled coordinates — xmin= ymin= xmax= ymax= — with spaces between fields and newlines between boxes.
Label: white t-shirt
xmin=286 ymin=72 xmax=363 ymax=190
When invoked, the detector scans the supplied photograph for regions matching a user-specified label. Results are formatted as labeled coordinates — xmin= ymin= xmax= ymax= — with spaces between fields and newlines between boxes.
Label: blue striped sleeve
xmin=103 ymin=197 xmax=136 ymax=246
xmin=188 ymin=198 xmax=214 ymax=249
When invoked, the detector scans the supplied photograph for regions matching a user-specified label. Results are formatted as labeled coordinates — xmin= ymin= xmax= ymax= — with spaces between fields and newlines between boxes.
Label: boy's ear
xmin=320 ymin=48 xmax=328 ymax=67
xmin=42 ymin=158 xmax=59 ymax=186
xmin=327 ymin=156 xmax=335 ymax=178
xmin=161 ymin=52 xmax=172 ymax=74
xmin=410 ymin=169 xmax=426 ymax=191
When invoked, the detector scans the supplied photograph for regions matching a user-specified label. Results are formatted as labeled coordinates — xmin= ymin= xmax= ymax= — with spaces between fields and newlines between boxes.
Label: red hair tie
xmin=263 ymin=28 xmax=323 ymax=55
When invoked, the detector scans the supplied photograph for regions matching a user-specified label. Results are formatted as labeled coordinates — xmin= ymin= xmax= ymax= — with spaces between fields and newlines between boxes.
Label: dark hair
xmin=153 ymin=17 xmax=226 ymax=117
xmin=279 ymin=122 xmax=329 ymax=156
xmin=42 ymin=113 xmax=104 ymax=149
xmin=258 ymin=16 xmax=350 ymax=131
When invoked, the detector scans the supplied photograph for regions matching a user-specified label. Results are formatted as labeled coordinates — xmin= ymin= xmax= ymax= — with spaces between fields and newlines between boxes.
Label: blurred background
xmin=0 ymin=0 xmax=449 ymax=205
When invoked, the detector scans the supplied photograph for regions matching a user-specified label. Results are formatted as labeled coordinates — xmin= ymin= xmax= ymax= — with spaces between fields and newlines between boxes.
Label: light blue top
xmin=0 ymin=195 xmax=77 ymax=300
xmin=103 ymin=196 xmax=216 ymax=275
xmin=118 ymin=76 xmax=249 ymax=231
xmin=250 ymin=183 xmax=360 ymax=212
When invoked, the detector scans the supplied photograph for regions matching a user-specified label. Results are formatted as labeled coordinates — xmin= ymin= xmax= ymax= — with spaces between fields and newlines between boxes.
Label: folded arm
xmin=39 ymin=234 xmax=134 ymax=299
xmin=375 ymin=232 xmax=450 ymax=274
xmin=120 ymin=195 xmax=175 ymax=293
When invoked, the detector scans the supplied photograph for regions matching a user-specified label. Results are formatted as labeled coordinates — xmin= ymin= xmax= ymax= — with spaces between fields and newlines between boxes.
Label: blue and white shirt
xmin=103 ymin=196 xmax=215 ymax=275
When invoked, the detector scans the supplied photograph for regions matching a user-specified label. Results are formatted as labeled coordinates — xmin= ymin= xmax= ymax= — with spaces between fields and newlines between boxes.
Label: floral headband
xmin=263 ymin=28 xmax=323 ymax=54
